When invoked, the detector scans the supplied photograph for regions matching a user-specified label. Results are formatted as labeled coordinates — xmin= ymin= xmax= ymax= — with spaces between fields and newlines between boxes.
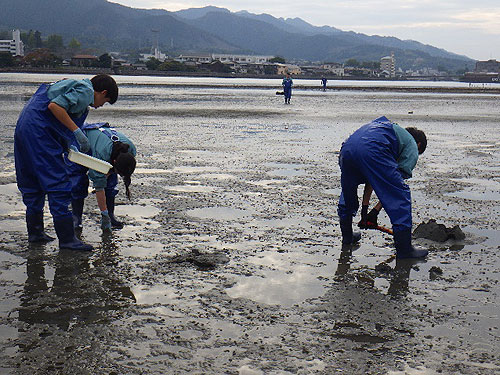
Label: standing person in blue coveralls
xmin=282 ymin=73 xmax=293 ymax=104
xmin=321 ymin=77 xmax=327 ymax=91
xmin=337 ymin=116 xmax=428 ymax=259
xmin=14 ymin=74 xmax=119 ymax=251
xmin=69 ymin=122 xmax=136 ymax=233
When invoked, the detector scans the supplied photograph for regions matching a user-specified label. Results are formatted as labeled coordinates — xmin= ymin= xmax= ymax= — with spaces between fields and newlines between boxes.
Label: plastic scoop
xmin=68 ymin=149 xmax=113 ymax=174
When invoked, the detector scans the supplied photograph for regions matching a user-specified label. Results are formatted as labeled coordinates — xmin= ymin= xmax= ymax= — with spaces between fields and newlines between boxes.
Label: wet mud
xmin=413 ymin=220 xmax=466 ymax=242
xmin=0 ymin=74 xmax=499 ymax=374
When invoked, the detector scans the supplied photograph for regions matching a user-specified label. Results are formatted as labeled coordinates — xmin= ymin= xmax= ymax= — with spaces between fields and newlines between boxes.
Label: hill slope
xmin=0 ymin=0 xmax=475 ymax=71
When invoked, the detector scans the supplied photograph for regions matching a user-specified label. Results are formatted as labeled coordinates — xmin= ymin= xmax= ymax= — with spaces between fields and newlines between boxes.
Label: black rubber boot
xmin=340 ymin=218 xmax=361 ymax=245
xmin=53 ymin=216 xmax=93 ymax=251
xmin=26 ymin=212 xmax=55 ymax=243
xmin=394 ymin=229 xmax=428 ymax=259
xmin=106 ymin=193 xmax=123 ymax=229
xmin=71 ymin=198 xmax=84 ymax=230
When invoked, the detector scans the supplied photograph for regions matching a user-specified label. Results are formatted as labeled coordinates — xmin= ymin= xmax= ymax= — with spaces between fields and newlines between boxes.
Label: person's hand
xmin=358 ymin=205 xmax=369 ymax=228
xmin=73 ymin=128 xmax=90 ymax=153
xmin=358 ymin=206 xmax=379 ymax=229
xmin=100 ymin=210 xmax=112 ymax=232
xmin=366 ymin=208 xmax=379 ymax=226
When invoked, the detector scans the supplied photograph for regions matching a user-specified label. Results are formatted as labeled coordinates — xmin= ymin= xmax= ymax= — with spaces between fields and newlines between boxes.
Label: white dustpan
xmin=68 ymin=149 xmax=113 ymax=174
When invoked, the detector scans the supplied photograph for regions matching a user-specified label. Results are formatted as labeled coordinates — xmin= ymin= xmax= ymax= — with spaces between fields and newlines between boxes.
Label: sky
xmin=113 ymin=0 xmax=500 ymax=60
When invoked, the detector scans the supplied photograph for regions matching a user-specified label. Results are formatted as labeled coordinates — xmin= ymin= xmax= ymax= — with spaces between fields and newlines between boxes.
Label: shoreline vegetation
xmin=2 ymin=67 xmax=500 ymax=94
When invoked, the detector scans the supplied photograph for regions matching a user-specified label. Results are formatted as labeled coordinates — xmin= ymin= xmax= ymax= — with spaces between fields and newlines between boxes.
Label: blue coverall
xmin=337 ymin=116 xmax=419 ymax=233
xmin=282 ymin=77 xmax=293 ymax=102
xmin=14 ymin=83 xmax=90 ymax=220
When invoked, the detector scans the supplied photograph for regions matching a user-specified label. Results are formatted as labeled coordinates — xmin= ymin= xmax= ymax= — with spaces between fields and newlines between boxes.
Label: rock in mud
xmin=413 ymin=219 xmax=465 ymax=242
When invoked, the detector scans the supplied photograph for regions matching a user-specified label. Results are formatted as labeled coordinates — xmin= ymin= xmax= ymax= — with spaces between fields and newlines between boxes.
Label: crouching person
xmin=337 ymin=116 xmax=428 ymax=258
xmin=69 ymin=122 xmax=136 ymax=233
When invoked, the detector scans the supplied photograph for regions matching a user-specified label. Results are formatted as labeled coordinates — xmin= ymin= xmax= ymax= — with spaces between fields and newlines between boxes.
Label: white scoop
xmin=68 ymin=149 xmax=113 ymax=174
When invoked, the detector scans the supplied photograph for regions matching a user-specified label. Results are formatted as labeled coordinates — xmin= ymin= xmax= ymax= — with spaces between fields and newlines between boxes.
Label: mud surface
xmin=413 ymin=220 xmax=466 ymax=242
xmin=0 ymin=74 xmax=499 ymax=374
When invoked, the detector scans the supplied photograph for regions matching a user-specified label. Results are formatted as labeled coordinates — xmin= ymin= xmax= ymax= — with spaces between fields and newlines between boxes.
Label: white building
xmin=276 ymin=63 xmax=301 ymax=75
xmin=0 ymin=29 xmax=24 ymax=56
xmin=322 ymin=62 xmax=345 ymax=76
xmin=211 ymin=54 xmax=273 ymax=64
xmin=176 ymin=54 xmax=213 ymax=64
xmin=380 ymin=52 xmax=395 ymax=77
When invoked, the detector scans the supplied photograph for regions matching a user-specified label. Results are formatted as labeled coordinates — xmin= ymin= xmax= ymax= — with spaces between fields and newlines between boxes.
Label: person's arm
xmin=361 ymin=184 xmax=373 ymax=206
xmin=48 ymin=102 xmax=78 ymax=131
xmin=48 ymin=102 xmax=90 ymax=152
xmin=95 ymin=189 xmax=107 ymax=211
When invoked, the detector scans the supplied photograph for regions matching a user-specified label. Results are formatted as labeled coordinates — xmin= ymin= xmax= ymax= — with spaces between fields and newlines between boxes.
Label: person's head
xmin=406 ymin=127 xmax=427 ymax=154
xmin=91 ymin=74 xmax=118 ymax=108
xmin=110 ymin=142 xmax=136 ymax=199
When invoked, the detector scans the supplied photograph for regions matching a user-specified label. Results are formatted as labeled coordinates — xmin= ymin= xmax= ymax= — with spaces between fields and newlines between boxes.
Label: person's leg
xmin=23 ymin=192 xmax=55 ymax=242
xmin=49 ymin=191 xmax=93 ymax=251
xmin=337 ymin=149 xmax=362 ymax=245
xmin=15 ymin=127 xmax=54 ymax=243
xmin=361 ymin=152 xmax=427 ymax=258
xmin=105 ymin=173 xmax=123 ymax=229
xmin=69 ymin=163 xmax=89 ymax=231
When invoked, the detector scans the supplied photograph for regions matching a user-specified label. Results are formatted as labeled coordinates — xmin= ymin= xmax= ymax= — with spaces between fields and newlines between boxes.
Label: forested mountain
xmin=0 ymin=0 xmax=475 ymax=71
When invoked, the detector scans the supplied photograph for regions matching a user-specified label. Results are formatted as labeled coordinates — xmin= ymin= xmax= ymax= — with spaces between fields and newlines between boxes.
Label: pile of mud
xmin=413 ymin=219 xmax=465 ymax=242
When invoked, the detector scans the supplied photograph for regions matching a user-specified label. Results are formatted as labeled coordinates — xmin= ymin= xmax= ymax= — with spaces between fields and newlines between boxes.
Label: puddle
xmin=445 ymin=190 xmax=499 ymax=201
xmin=166 ymin=184 xmax=219 ymax=193
xmin=134 ymin=168 xmax=171 ymax=174
xmin=197 ymin=173 xmax=236 ymax=180
xmin=120 ymin=240 xmax=164 ymax=258
xmin=248 ymin=179 xmax=287 ymax=187
xmin=186 ymin=207 xmax=253 ymax=220
xmin=172 ymin=166 xmax=220 ymax=174
xmin=226 ymin=251 xmax=339 ymax=307
xmin=115 ymin=205 xmax=160 ymax=219
xmin=131 ymin=284 xmax=178 ymax=305
xmin=265 ymin=162 xmax=306 ymax=177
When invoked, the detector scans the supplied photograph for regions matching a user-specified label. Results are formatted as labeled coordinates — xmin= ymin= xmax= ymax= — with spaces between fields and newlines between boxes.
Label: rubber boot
xmin=26 ymin=212 xmax=55 ymax=243
xmin=340 ymin=218 xmax=361 ymax=245
xmin=53 ymin=216 xmax=93 ymax=251
xmin=106 ymin=193 xmax=123 ymax=229
xmin=394 ymin=229 xmax=428 ymax=259
xmin=71 ymin=198 xmax=84 ymax=230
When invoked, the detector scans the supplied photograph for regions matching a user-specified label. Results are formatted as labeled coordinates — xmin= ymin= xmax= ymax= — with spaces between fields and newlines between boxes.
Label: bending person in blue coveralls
xmin=337 ymin=116 xmax=428 ymax=258
xmin=282 ymin=73 xmax=293 ymax=104
xmin=14 ymin=74 xmax=118 ymax=251
xmin=69 ymin=123 xmax=136 ymax=233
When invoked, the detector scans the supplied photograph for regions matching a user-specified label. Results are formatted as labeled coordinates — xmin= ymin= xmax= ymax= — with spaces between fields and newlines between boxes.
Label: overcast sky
xmin=113 ymin=0 xmax=500 ymax=60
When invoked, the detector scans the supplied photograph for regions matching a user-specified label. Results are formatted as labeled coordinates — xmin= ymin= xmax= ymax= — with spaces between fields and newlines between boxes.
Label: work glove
xmin=73 ymin=128 xmax=90 ymax=153
xmin=100 ymin=210 xmax=112 ymax=232
xmin=358 ymin=206 xmax=379 ymax=229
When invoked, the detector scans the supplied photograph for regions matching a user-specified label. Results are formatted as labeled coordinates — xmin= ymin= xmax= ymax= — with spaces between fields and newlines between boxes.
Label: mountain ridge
xmin=0 ymin=1 xmax=475 ymax=71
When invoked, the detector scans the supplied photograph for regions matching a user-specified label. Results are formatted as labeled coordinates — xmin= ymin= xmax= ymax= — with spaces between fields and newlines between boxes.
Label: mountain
xmin=175 ymin=8 xmax=473 ymax=71
xmin=0 ymin=1 xmax=475 ymax=71
xmin=0 ymin=0 xmax=239 ymax=53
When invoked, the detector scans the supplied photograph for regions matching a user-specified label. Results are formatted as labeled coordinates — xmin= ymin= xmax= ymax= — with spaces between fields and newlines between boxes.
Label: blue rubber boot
xmin=105 ymin=193 xmax=123 ymax=229
xmin=71 ymin=198 xmax=84 ymax=230
xmin=26 ymin=212 xmax=55 ymax=243
xmin=394 ymin=229 xmax=428 ymax=259
xmin=340 ymin=218 xmax=361 ymax=245
xmin=53 ymin=216 xmax=93 ymax=251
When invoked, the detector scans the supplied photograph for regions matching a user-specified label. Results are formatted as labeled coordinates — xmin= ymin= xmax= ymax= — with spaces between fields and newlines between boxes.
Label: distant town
xmin=0 ymin=29 xmax=497 ymax=82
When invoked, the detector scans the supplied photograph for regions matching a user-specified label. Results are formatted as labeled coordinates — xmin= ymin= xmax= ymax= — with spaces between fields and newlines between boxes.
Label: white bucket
xmin=68 ymin=149 xmax=113 ymax=174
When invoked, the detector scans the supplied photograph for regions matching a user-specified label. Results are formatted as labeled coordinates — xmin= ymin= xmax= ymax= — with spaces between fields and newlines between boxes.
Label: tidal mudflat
xmin=0 ymin=74 xmax=498 ymax=374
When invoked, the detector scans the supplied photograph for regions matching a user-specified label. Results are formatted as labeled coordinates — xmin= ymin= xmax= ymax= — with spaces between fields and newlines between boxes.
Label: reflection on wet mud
xmin=18 ymin=238 xmax=135 ymax=332
xmin=335 ymin=244 xmax=424 ymax=298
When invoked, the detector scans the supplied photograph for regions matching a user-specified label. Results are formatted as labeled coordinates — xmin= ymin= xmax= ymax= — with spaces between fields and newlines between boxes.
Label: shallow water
xmin=0 ymin=74 xmax=499 ymax=374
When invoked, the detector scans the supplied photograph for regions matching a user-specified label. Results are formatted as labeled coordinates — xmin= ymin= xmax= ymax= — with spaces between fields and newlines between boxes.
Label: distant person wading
xmin=282 ymin=73 xmax=293 ymax=104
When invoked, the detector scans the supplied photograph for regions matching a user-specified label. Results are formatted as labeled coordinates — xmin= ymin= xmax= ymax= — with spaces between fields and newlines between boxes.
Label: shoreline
xmin=2 ymin=67 xmax=500 ymax=94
